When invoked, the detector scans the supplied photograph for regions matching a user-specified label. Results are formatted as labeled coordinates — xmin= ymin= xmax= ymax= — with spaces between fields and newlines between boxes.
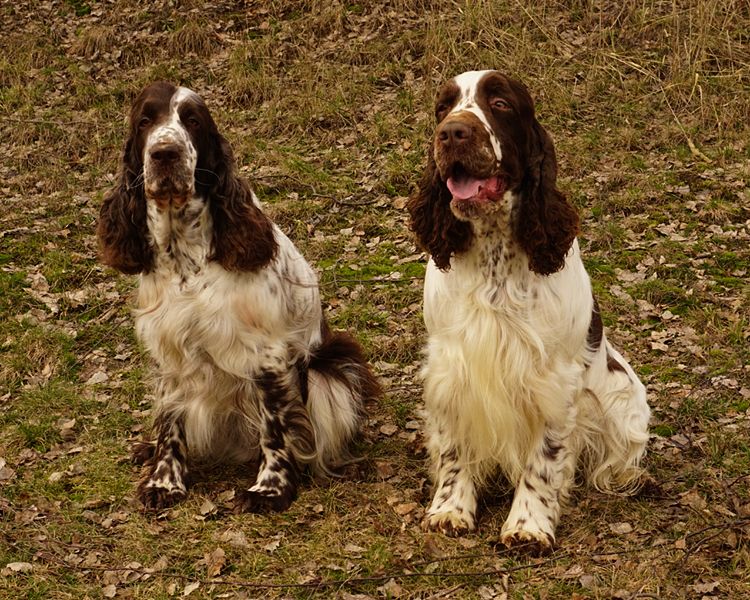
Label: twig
xmin=333 ymin=197 xmax=384 ymax=207
xmin=321 ymin=275 xmax=424 ymax=288
xmin=2 ymin=117 xmax=98 ymax=126
xmin=676 ymin=517 xmax=750 ymax=568
xmin=683 ymin=517 xmax=750 ymax=542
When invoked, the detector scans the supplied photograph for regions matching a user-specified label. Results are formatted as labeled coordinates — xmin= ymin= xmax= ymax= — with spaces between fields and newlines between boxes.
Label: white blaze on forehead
xmin=146 ymin=86 xmax=197 ymax=151
xmin=143 ymin=85 xmax=198 ymax=179
xmin=173 ymin=86 xmax=200 ymax=108
xmin=449 ymin=70 xmax=503 ymax=161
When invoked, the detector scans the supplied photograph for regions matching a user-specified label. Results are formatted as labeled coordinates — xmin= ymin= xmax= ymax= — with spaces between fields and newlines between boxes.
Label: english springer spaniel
xmin=98 ymin=81 xmax=379 ymax=513
xmin=408 ymin=71 xmax=650 ymax=551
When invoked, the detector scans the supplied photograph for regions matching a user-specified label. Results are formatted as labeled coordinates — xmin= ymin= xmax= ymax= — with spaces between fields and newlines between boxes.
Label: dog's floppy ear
xmin=408 ymin=150 xmax=473 ymax=271
xmin=514 ymin=120 xmax=578 ymax=276
xmin=97 ymin=137 xmax=154 ymax=274
xmin=207 ymin=135 xmax=278 ymax=272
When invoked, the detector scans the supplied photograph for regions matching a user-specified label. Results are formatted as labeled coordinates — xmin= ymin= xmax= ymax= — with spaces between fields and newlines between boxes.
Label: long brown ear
xmin=407 ymin=151 xmax=473 ymax=271
xmin=97 ymin=139 xmax=154 ymax=274
xmin=208 ymin=136 xmax=278 ymax=272
xmin=514 ymin=121 xmax=578 ymax=276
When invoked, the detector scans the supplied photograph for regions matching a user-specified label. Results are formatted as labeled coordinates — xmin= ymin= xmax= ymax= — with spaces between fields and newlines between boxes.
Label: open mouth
xmin=446 ymin=164 xmax=506 ymax=204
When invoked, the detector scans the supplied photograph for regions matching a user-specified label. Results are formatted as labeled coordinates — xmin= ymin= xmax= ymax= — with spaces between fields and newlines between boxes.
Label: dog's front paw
xmin=421 ymin=509 xmax=476 ymax=537
xmin=137 ymin=480 xmax=187 ymax=510
xmin=499 ymin=523 xmax=555 ymax=555
xmin=234 ymin=487 xmax=296 ymax=514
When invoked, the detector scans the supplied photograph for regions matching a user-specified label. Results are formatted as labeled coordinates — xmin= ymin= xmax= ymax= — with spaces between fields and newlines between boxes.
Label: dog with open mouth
xmin=408 ymin=70 xmax=650 ymax=552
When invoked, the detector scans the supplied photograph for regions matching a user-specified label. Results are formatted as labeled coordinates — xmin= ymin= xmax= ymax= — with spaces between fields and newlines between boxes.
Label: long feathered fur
xmin=98 ymin=81 xmax=379 ymax=512
xmin=413 ymin=70 xmax=650 ymax=549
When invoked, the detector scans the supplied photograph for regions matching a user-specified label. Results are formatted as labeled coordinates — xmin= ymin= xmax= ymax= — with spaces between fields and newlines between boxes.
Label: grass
xmin=1 ymin=0 xmax=749 ymax=598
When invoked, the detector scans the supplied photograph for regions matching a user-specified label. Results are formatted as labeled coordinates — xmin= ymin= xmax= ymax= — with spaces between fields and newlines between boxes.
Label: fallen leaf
xmin=561 ymin=564 xmax=584 ymax=578
xmin=692 ymin=581 xmax=720 ymax=594
xmin=344 ymin=543 xmax=366 ymax=556
xmin=609 ymin=522 xmax=633 ymax=535
xmin=199 ymin=498 xmax=217 ymax=516
xmin=56 ymin=418 xmax=76 ymax=431
xmin=393 ymin=502 xmax=418 ymax=516
xmin=151 ymin=556 xmax=169 ymax=572
xmin=377 ymin=578 xmax=402 ymax=598
xmin=219 ymin=529 xmax=248 ymax=548
xmin=680 ymin=489 xmax=707 ymax=511
xmin=85 ymin=371 xmax=109 ymax=385
xmin=379 ymin=424 xmax=398 ymax=436
xmin=3 ymin=562 xmax=33 ymax=574
xmin=205 ymin=547 xmax=226 ymax=578
xmin=375 ymin=461 xmax=395 ymax=479
xmin=183 ymin=581 xmax=200 ymax=596
xmin=0 ymin=459 xmax=15 ymax=482
xmin=102 ymin=584 xmax=116 ymax=598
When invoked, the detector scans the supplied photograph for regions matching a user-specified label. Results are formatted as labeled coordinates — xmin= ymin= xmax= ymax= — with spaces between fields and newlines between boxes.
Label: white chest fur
xmin=422 ymin=237 xmax=593 ymax=481
xmin=134 ymin=198 xmax=320 ymax=381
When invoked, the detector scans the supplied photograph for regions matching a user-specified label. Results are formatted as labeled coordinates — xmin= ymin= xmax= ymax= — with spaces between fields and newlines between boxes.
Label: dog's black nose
xmin=150 ymin=144 xmax=181 ymax=164
xmin=438 ymin=121 xmax=473 ymax=146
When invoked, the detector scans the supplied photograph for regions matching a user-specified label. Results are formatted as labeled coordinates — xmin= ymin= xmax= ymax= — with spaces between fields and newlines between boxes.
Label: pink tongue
xmin=447 ymin=177 xmax=485 ymax=200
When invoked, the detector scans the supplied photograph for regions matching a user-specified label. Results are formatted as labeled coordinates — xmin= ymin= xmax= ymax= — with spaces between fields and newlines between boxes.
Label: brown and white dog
xmin=98 ymin=81 xmax=379 ymax=513
xmin=409 ymin=71 xmax=650 ymax=551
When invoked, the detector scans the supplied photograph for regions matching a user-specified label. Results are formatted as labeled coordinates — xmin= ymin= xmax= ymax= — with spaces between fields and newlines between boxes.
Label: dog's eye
xmin=184 ymin=116 xmax=200 ymax=128
xmin=491 ymin=97 xmax=511 ymax=111
xmin=435 ymin=102 xmax=451 ymax=121
xmin=138 ymin=116 xmax=151 ymax=129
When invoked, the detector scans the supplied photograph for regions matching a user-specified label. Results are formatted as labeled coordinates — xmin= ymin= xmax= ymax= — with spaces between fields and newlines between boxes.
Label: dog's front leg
xmin=235 ymin=358 xmax=313 ymax=513
xmin=500 ymin=426 xmax=576 ymax=554
xmin=422 ymin=443 xmax=479 ymax=536
xmin=137 ymin=411 xmax=189 ymax=510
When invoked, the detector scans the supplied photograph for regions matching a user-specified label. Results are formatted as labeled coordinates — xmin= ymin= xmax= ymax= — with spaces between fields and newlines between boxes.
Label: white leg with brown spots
xmin=137 ymin=413 xmax=189 ymax=510
xmin=500 ymin=429 xmax=576 ymax=553
xmin=235 ymin=355 xmax=314 ymax=514
xmin=422 ymin=447 xmax=478 ymax=536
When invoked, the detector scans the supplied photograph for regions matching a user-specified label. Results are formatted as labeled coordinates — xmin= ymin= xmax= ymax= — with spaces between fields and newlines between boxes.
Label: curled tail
xmin=579 ymin=341 xmax=651 ymax=495
xmin=304 ymin=322 xmax=380 ymax=475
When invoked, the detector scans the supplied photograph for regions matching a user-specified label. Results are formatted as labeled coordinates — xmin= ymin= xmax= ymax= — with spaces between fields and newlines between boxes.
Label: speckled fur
xmin=414 ymin=71 xmax=650 ymax=550
xmin=99 ymin=82 xmax=379 ymax=513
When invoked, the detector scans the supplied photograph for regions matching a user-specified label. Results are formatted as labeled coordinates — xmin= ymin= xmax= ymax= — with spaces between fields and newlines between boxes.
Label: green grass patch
xmin=631 ymin=279 xmax=697 ymax=313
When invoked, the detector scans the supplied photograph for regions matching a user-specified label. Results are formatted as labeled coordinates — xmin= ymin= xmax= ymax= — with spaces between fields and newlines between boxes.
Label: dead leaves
xmin=98 ymin=556 xmax=170 ymax=597
xmin=203 ymin=547 xmax=226 ymax=578
xmin=1 ymin=561 xmax=33 ymax=576
xmin=0 ymin=458 xmax=16 ymax=483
